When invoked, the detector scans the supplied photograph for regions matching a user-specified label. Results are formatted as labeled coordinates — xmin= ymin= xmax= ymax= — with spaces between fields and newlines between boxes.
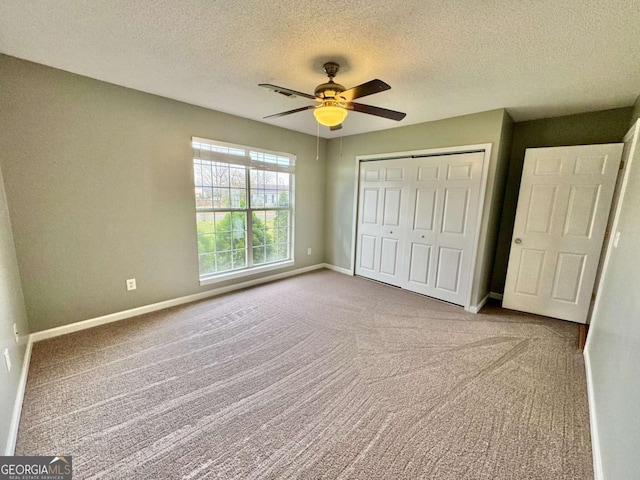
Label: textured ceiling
xmin=1 ymin=0 xmax=639 ymax=138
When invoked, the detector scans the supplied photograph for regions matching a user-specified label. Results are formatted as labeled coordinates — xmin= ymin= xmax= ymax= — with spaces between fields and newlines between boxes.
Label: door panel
xmin=382 ymin=187 xmax=402 ymax=226
xmin=380 ymin=238 xmax=399 ymax=275
xmin=551 ymin=253 xmax=586 ymax=302
xmin=563 ymin=185 xmax=599 ymax=237
xmin=359 ymin=235 xmax=376 ymax=271
xmin=408 ymin=243 xmax=431 ymax=285
xmin=525 ymin=185 xmax=557 ymax=234
xmin=361 ymin=188 xmax=379 ymax=224
xmin=413 ymin=188 xmax=437 ymax=231
xmin=435 ymin=247 xmax=462 ymax=293
xmin=514 ymin=249 xmax=546 ymax=295
xmin=441 ymin=188 xmax=469 ymax=234
xmin=503 ymin=144 xmax=623 ymax=323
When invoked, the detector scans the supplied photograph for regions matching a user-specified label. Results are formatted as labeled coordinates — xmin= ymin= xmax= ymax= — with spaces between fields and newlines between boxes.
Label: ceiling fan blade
xmin=330 ymin=124 xmax=343 ymax=131
xmin=259 ymin=84 xmax=317 ymax=100
xmin=347 ymin=102 xmax=406 ymax=121
xmin=264 ymin=105 xmax=315 ymax=119
xmin=340 ymin=79 xmax=390 ymax=102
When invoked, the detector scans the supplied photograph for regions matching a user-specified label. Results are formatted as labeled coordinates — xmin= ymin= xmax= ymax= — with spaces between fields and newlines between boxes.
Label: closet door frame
xmin=349 ymin=143 xmax=492 ymax=312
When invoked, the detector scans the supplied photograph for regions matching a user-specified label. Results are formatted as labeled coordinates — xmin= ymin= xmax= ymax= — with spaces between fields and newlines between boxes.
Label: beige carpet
xmin=17 ymin=270 xmax=592 ymax=479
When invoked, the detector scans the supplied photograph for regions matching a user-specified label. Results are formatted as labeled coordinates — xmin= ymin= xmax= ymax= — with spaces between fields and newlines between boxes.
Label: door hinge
xmin=620 ymin=161 xmax=625 ymax=170
xmin=591 ymin=293 xmax=597 ymax=302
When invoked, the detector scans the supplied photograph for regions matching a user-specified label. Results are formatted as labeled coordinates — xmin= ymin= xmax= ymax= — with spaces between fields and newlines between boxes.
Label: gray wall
xmin=324 ymin=109 xmax=512 ymax=306
xmin=0 ymin=162 xmax=30 ymax=454
xmin=0 ymin=55 xmax=327 ymax=332
xmin=491 ymin=107 xmax=633 ymax=293
xmin=585 ymin=115 xmax=640 ymax=479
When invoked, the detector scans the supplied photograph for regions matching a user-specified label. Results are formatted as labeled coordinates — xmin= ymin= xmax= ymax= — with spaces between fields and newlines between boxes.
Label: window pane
xmin=265 ymin=226 xmax=277 ymax=244
xmin=253 ymin=246 xmax=266 ymax=265
xmin=214 ymin=212 xmax=230 ymax=231
xmin=193 ymin=163 xmax=203 ymax=186
xmin=212 ymin=188 xmax=230 ymax=208
xmin=216 ymin=251 xmax=232 ymax=271
xmin=231 ymin=229 xmax=246 ymax=249
xmin=230 ymin=167 xmax=246 ymax=188
xmin=266 ymin=244 xmax=278 ymax=263
xmin=275 ymin=227 xmax=289 ymax=245
xmin=264 ymin=171 xmax=277 ymax=187
xmin=251 ymin=191 xmax=265 ymax=207
xmin=215 ymin=232 xmax=231 ymax=252
xmin=211 ymin=162 xmax=229 ymax=187
xmin=197 ymin=234 xmax=215 ymax=254
xmin=276 ymin=243 xmax=289 ymax=260
xmin=232 ymin=250 xmax=247 ymax=269
xmin=275 ymin=210 xmax=289 ymax=228
xmin=252 ymin=226 xmax=265 ymax=246
xmin=201 ymin=163 xmax=213 ymax=187
xmin=277 ymin=172 xmax=290 ymax=188
xmin=199 ymin=253 xmax=216 ymax=275
xmin=230 ymin=189 xmax=246 ymax=208
xmin=195 ymin=187 xmax=213 ymax=210
xmin=196 ymin=213 xmax=215 ymax=233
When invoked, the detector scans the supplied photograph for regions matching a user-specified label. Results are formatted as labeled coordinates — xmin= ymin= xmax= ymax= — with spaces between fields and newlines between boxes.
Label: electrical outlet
xmin=126 ymin=278 xmax=137 ymax=291
xmin=307 ymin=248 xmax=312 ymax=256
xmin=3 ymin=349 xmax=11 ymax=373
xmin=13 ymin=323 xmax=19 ymax=344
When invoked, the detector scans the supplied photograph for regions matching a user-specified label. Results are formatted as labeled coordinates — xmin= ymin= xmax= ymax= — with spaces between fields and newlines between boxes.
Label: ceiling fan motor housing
xmin=315 ymin=62 xmax=346 ymax=101
xmin=314 ymin=80 xmax=346 ymax=101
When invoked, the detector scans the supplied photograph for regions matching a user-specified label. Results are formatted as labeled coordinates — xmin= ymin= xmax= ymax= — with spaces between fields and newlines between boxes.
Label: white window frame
xmin=192 ymin=137 xmax=296 ymax=285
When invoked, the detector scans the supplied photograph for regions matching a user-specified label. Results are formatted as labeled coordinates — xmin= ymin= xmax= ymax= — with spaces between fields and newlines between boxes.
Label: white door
xmin=356 ymin=151 xmax=484 ymax=306
xmin=503 ymin=144 xmax=623 ymax=323
xmin=401 ymin=152 xmax=484 ymax=304
xmin=355 ymin=159 xmax=409 ymax=285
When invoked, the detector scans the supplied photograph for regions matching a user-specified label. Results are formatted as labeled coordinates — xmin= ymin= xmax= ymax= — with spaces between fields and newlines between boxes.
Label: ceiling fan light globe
xmin=313 ymin=105 xmax=348 ymax=127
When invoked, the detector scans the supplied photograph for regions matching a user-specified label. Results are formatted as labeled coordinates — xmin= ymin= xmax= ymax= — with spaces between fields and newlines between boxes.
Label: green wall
xmin=491 ymin=107 xmax=633 ymax=294
xmin=0 ymin=55 xmax=327 ymax=332
xmin=325 ymin=109 xmax=513 ymax=307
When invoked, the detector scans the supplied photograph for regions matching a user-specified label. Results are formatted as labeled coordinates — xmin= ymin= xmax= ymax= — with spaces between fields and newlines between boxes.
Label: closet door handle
xmin=514 ymin=238 xmax=522 ymax=245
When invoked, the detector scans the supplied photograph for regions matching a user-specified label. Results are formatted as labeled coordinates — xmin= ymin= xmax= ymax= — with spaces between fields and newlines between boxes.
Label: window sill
xmin=199 ymin=260 xmax=295 ymax=286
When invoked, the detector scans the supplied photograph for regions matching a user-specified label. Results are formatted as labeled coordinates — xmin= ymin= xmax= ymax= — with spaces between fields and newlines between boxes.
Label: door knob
xmin=514 ymin=238 xmax=522 ymax=244
xmin=420 ymin=235 xmax=425 ymax=238
xmin=389 ymin=230 xmax=394 ymax=234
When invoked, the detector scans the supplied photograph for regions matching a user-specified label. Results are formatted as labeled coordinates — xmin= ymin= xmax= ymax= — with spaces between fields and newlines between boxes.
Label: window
xmin=192 ymin=137 xmax=295 ymax=283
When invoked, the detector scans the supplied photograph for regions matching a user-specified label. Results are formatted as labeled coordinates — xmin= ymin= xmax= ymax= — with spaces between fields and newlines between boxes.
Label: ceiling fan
xmin=259 ymin=62 xmax=406 ymax=131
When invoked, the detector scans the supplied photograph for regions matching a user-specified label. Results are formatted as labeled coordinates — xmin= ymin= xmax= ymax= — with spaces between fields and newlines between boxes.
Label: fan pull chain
xmin=316 ymin=122 xmax=320 ymax=161
xmin=340 ymin=133 xmax=343 ymax=157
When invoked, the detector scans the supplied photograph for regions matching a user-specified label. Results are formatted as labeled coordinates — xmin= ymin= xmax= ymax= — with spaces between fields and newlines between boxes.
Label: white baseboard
xmin=30 ymin=263 xmax=326 ymax=343
xmin=466 ymin=293 xmax=490 ymax=314
xmin=489 ymin=292 xmax=503 ymax=301
xmin=322 ymin=263 xmax=353 ymax=275
xmin=584 ymin=351 xmax=604 ymax=480
xmin=5 ymin=337 xmax=32 ymax=455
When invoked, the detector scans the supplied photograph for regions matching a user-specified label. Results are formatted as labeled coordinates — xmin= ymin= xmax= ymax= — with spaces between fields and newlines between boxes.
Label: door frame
xmin=349 ymin=143 xmax=493 ymax=312
xmin=586 ymin=120 xmax=639 ymax=343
